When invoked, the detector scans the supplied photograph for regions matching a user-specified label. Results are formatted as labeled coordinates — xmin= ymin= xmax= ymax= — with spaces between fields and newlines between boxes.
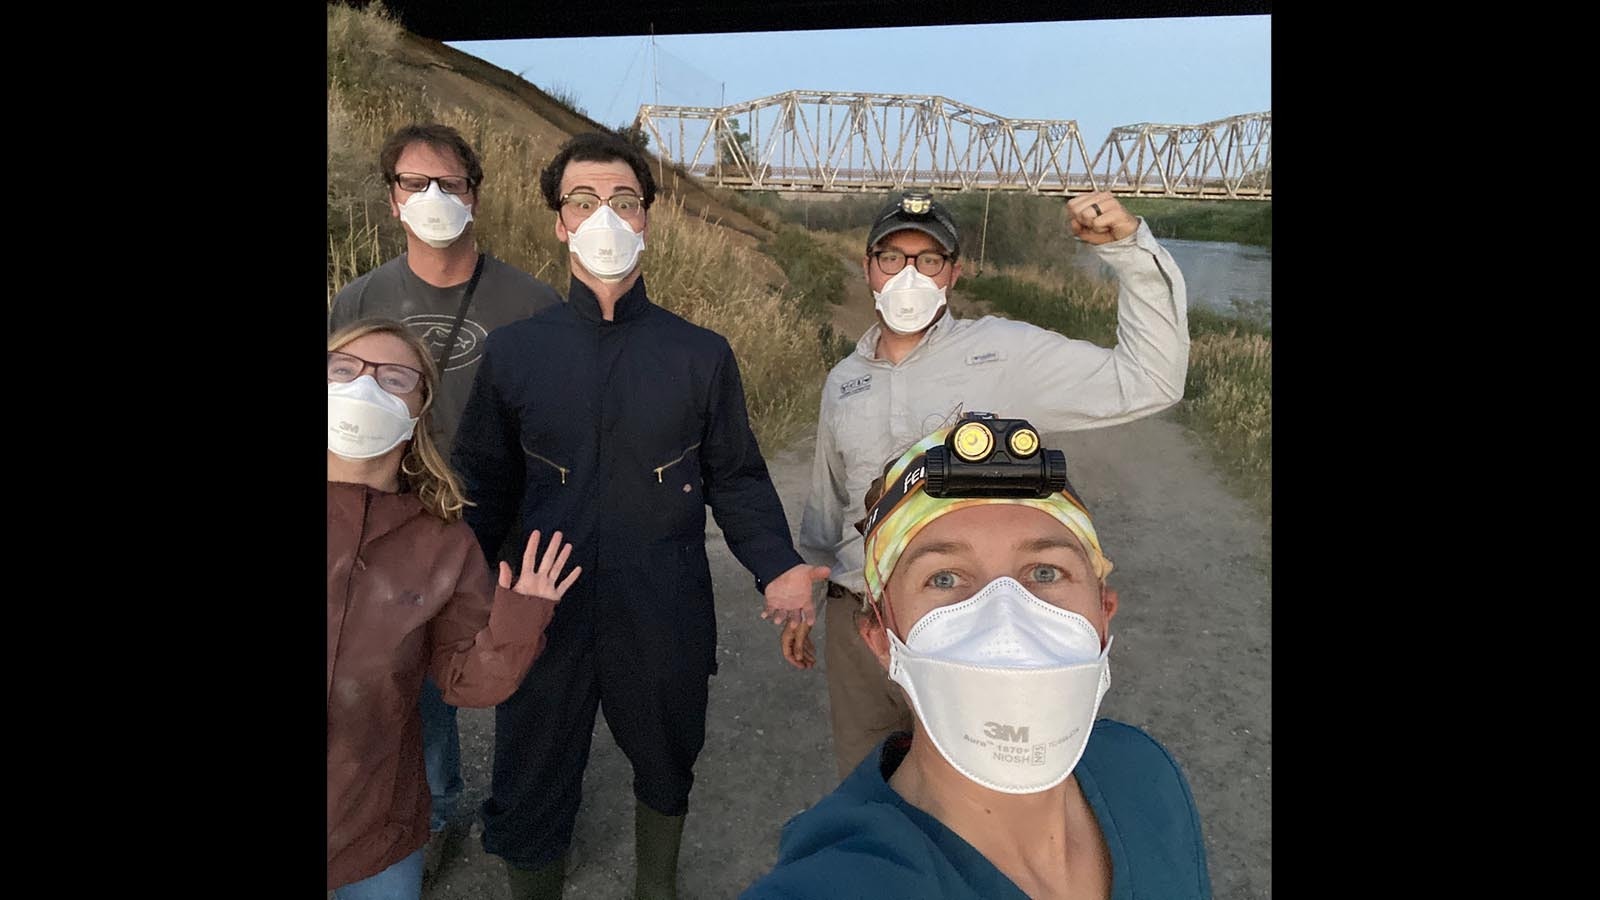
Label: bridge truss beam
xmin=636 ymin=92 xmax=1269 ymax=199
xmin=1090 ymin=112 xmax=1271 ymax=200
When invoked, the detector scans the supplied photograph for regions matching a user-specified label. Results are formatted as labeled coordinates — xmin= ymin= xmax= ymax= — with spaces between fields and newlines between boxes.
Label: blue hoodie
xmin=743 ymin=720 xmax=1211 ymax=899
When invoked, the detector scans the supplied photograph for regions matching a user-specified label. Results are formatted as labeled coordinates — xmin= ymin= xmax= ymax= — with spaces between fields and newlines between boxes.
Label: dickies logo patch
xmin=966 ymin=350 xmax=1007 ymax=366
xmin=840 ymin=375 xmax=873 ymax=398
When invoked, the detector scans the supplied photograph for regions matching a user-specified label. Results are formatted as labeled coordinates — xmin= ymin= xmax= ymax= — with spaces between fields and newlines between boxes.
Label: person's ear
xmin=857 ymin=604 xmax=893 ymax=670
xmin=1100 ymin=585 xmax=1119 ymax=634
xmin=554 ymin=215 xmax=569 ymax=244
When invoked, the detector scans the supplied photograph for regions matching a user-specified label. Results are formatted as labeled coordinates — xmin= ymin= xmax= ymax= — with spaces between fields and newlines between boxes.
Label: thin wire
xmin=603 ymin=36 xmax=650 ymax=125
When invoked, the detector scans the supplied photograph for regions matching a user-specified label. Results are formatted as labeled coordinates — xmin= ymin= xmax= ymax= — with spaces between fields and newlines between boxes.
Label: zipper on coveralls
xmin=653 ymin=442 xmax=702 ymax=483
xmin=523 ymin=447 xmax=570 ymax=485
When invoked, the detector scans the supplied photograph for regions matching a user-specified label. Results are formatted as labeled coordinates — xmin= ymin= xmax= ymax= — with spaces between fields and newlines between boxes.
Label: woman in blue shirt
xmin=746 ymin=416 xmax=1211 ymax=900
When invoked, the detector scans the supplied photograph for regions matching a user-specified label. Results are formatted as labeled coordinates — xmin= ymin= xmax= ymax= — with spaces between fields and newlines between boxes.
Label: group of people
xmin=327 ymin=122 xmax=1212 ymax=899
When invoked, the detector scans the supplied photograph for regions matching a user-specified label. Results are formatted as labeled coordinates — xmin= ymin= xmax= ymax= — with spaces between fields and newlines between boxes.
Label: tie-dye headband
xmin=861 ymin=425 xmax=1114 ymax=602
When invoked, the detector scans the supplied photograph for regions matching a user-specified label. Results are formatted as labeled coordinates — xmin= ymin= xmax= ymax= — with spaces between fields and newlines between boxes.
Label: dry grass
xmin=814 ymin=228 xmax=869 ymax=264
xmin=1179 ymin=328 xmax=1271 ymax=512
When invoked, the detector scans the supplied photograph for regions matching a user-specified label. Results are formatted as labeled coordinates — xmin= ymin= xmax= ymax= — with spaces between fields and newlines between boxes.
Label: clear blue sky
xmin=449 ymin=16 xmax=1270 ymax=151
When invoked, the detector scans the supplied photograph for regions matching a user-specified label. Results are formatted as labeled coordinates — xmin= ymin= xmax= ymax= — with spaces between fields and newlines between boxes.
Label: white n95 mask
xmin=872 ymin=264 xmax=947 ymax=334
xmin=886 ymin=576 xmax=1111 ymax=794
xmin=328 ymin=375 xmax=419 ymax=460
xmin=568 ymin=204 xmax=645 ymax=281
xmin=398 ymin=182 xmax=473 ymax=248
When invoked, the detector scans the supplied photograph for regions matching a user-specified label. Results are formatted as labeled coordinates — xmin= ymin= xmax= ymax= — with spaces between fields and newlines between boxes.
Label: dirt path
xmin=422 ymin=256 xmax=1271 ymax=898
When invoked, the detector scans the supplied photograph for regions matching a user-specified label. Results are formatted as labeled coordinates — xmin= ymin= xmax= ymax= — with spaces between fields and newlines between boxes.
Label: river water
xmin=1071 ymin=237 xmax=1271 ymax=325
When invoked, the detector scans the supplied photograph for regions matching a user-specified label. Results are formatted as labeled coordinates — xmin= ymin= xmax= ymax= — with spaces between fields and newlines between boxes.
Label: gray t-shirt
xmin=329 ymin=253 xmax=562 ymax=452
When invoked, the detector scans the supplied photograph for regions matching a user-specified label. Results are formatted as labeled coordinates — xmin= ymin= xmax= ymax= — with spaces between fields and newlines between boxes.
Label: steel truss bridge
xmin=637 ymin=91 xmax=1270 ymax=200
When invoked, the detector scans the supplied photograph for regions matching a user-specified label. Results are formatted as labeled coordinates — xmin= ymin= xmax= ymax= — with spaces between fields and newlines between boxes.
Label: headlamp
xmin=924 ymin=412 xmax=1066 ymax=498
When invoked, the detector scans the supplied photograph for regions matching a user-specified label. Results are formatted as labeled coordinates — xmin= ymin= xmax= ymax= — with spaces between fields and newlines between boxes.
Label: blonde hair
xmin=328 ymin=318 xmax=471 ymax=522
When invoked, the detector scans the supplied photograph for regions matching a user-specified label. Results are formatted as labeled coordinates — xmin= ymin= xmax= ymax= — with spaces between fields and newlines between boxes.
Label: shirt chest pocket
xmin=935 ymin=358 xmax=1008 ymax=388
xmin=929 ymin=362 xmax=1010 ymax=421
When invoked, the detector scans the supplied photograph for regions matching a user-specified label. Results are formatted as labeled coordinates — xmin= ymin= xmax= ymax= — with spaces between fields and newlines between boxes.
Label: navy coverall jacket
xmin=452 ymin=275 xmax=804 ymax=674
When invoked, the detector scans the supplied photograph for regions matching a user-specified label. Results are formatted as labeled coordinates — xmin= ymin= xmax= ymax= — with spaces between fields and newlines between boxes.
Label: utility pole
xmin=978 ymin=189 xmax=991 ymax=276
xmin=651 ymin=25 xmax=663 ymax=184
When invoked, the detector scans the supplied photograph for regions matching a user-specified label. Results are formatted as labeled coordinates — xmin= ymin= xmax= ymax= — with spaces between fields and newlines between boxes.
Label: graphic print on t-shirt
xmin=403 ymin=314 xmax=491 ymax=371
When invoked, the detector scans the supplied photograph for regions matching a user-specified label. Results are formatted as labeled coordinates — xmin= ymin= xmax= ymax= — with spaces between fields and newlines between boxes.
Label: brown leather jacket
xmin=326 ymin=480 xmax=556 ymax=889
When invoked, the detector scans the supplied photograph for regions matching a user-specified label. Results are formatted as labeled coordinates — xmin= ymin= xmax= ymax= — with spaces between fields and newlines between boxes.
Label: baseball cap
xmin=866 ymin=192 xmax=960 ymax=258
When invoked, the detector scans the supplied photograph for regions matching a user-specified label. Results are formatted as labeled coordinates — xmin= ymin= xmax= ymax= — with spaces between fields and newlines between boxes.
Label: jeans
xmin=333 ymin=848 xmax=424 ymax=900
xmin=419 ymin=675 xmax=464 ymax=832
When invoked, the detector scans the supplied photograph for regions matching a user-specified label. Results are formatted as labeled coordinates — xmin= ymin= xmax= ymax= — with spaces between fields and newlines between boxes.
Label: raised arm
xmin=429 ymin=528 xmax=581 ymax=708
xmin=1016 ymin=193 xmax=1190 ymax=433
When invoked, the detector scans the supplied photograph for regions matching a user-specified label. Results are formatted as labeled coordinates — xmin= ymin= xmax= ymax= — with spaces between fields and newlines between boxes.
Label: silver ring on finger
xmin=1091 ymin=202 xmax=1102 ymax=217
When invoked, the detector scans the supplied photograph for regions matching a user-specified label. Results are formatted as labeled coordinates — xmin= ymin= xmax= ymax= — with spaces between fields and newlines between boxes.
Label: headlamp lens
xmin=953 ymin=421 xmax=994 ymax=462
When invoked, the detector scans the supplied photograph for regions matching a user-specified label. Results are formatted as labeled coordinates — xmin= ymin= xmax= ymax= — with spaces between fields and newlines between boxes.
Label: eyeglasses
xmin=391 ymin=172 xmax=475 ymax=195
xmin=559 ymin=191 xmax=645 ymax=223
xmin=327 ymin=351 xmax=423 ymax=396
xmin=871 ymin=249 xmax=952 ymax=277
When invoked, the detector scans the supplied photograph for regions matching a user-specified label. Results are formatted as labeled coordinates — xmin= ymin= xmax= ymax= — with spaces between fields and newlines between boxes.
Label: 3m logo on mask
xmin=339 ymin=422 xmax=360 ymax=434
xmin=983 ymin=721 xmax=1029 ymax=743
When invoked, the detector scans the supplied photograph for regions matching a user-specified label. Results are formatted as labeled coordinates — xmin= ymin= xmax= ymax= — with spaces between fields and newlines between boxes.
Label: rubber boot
xmin=505 ymin=854 xmax=567 ymax=900
xmin=633 ymin=800 xmax=686 ymax=900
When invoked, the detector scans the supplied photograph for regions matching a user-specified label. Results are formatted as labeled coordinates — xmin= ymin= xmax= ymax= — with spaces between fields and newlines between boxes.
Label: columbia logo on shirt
xmin=967 ymin=350 xmax=1007 ymax=366
xmin=840 ymin=375 xmax=872 ymax=397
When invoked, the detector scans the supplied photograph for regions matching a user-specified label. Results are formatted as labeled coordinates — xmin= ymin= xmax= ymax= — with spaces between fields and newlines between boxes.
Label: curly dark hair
xmin=379 ymin=123 xmax=484 ymax=191
xmin=539 ymin=131 xmax=657 ymax=211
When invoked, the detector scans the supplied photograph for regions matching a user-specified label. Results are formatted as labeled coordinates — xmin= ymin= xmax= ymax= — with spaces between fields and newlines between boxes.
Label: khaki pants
xmin=823 ymin=583 xmax=913 ymax=777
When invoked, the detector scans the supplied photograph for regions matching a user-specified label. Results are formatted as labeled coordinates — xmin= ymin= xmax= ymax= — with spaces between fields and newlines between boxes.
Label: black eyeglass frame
xmin=390 ymin=172 xmax=477 ymax=196
xmin=869 ymin=249 xmax=954 ymax=277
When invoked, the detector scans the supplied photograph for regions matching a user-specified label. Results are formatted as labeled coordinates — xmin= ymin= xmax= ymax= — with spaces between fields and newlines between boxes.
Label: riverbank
xmin=746 ymin=191 xmax=1271 ymax=248
xmin=1121 ymin=198 xmax=1272 ymax=249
